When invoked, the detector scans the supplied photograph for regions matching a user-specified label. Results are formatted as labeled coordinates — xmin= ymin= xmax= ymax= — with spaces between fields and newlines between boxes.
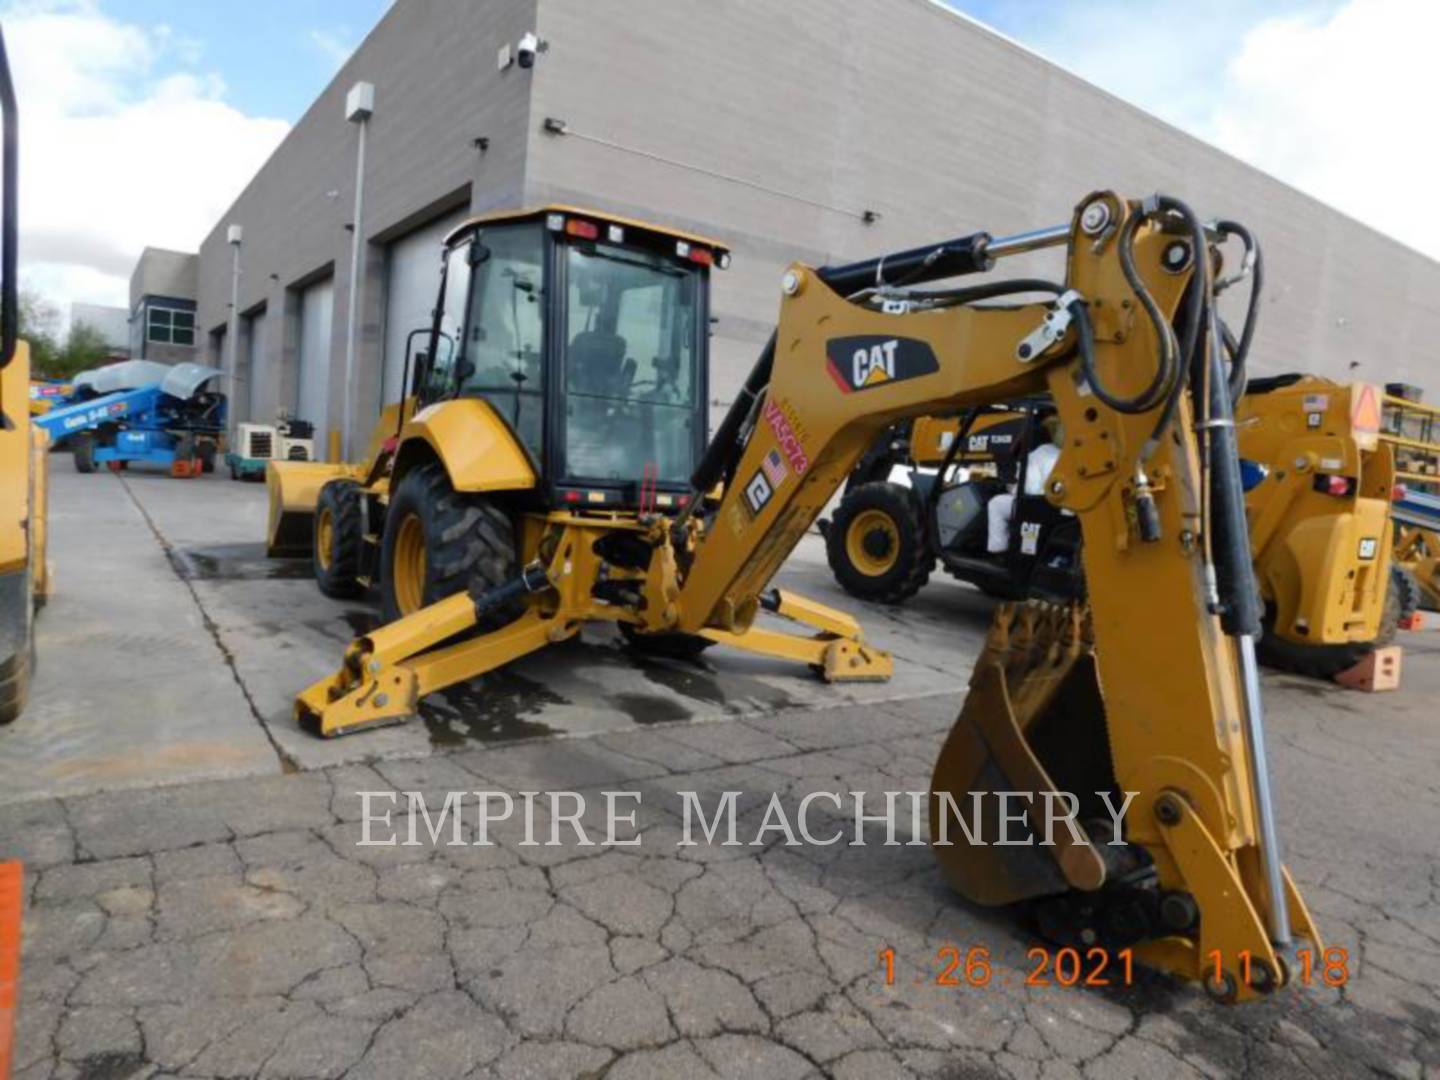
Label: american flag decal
xmin=761 ymin=449 xmax=788 ymax=487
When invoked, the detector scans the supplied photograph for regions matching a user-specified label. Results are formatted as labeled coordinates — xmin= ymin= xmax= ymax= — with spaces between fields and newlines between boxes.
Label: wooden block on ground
xmin=1334 ymin=646 xmax=1402 ymax=692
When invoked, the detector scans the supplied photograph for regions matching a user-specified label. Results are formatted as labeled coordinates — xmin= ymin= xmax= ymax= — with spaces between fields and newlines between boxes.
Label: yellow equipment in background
xmin=285 ymin=193 xmax=1323 ymax=1002
xmin=1384 ymin=391 xmax=1440 ymax=611
xmin=824 ymin=374 xmax=1405 ymax=679
xmin=0 ymin=28 xmax=47 ymax=727
xmin=1394 ymin=524 xmax=1440 ymax=611
xmin=1236 ymin=374 xmax=1409 ymax=676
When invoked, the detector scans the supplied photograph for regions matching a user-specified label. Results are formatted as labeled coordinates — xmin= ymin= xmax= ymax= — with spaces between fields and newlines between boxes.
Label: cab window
xmin=454 ymin=224 xmax=546 ymax=462
xmin=563 ymin=243 xmax=699 ymax=484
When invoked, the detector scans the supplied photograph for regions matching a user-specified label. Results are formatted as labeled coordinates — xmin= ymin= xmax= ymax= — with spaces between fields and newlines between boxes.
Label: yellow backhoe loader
xmin=0 ymin=28 xmax=48 ymax=726
xmin=825 ymin=374 xmax=1409 ymax=678
xmin=278 ymin=193 xmax=1322 ymax=1002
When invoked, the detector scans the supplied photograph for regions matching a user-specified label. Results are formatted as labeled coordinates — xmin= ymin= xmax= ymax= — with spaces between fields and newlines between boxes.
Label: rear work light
xmin=1314 ymin=474 xmax=1356 ymax=497
xmin=675 ymin=239 xmax=715 ymax=267
xmin=565 ymin=218 xmax=600 ymax=240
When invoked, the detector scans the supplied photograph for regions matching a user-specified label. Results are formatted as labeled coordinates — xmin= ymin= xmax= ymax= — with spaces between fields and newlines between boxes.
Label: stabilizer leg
xmin=296 ymin=600 xmax=566 ymax=738
xmin=698 ymin=588 xmax=893 ymax=681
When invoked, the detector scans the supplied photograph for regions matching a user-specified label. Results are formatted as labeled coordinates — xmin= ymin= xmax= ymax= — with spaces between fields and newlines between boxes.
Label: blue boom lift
xmin=35 ymin=361 xmax=227 ymax=477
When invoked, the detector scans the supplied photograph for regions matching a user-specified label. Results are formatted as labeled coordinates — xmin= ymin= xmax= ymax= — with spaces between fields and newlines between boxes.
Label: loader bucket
xmin=266 ymin=460 xmax=352 ymax=558
xmin=929 ymin=601 xmax=1116 ymax=907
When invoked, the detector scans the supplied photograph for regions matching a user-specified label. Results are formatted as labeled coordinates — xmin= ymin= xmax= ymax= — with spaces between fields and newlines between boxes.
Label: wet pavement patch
xmin=420 ymin=670 xmax=566 ymax=748
xmin=611 ymin=692 xmax=693 ymax=725
xmin=171 ymin=544 xmax=312 ymax=582
xmin=633 ymin=652 xmax=801 ymax=713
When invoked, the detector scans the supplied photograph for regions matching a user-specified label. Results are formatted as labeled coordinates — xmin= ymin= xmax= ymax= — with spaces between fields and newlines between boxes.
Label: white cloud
xmin=978 ymin=0 xmax=1439 ymax=260
xmin=1204 ymin=0 xmax=1440 ymax=258
xmin=5 ymin=0 xmax=290 ymax=315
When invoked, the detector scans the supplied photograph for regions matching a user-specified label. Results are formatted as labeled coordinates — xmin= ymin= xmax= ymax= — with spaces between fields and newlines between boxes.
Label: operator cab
xmin=416 ymin=207 xmax=727 ymax=511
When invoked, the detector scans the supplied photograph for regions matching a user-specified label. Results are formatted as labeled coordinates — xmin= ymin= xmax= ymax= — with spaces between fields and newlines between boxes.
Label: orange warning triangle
xmin=1352 ymin=383 xmax=1381 ymax=435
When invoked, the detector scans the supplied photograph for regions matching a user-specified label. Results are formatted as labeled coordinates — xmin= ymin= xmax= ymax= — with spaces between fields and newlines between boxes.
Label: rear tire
xmin=380 ymin=463 xmax=520 ymax=629
xmin=1257 ymin=564 xmax=1412 ymax=678
xmin=73 ymin=433 xmax=96 ymax=474
xmin=314 ymin=479 xmax=364 ymax=599
xmin=0 ymin=566 xmax=33 ymax=725
xmin=825 ymin=482 xmax=933 ymax=604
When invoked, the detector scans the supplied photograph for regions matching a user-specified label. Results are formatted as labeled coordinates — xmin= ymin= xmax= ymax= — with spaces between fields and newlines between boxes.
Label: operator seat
xmin=569 ymin=330 xmax=628 ymax=397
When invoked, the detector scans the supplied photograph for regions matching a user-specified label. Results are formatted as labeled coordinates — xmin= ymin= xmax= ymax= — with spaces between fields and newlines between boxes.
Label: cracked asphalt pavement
xmin=3 ymin=469 xmax=1439 ymax=1078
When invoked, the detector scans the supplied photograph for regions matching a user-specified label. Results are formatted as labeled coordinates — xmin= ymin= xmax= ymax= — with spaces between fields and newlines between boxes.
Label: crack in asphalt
xmin=115 ymin=472 xmax=300 ymax=775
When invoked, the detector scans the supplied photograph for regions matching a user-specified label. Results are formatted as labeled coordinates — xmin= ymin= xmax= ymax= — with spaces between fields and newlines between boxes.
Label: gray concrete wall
xmin=192 ymin=0 xmax=1440 ymax=449
xmin=195 ymin=0 xmax=539 ymax=447
xmin=129 ymin=249 xmax=198 ymax=310
xmin=525 ymin=0 xmax=1440 ymax=424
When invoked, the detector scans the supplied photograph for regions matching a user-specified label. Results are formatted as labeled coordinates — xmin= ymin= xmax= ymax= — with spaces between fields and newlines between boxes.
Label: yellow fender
xmin=394 ymin=398 xmax=536 ymax=493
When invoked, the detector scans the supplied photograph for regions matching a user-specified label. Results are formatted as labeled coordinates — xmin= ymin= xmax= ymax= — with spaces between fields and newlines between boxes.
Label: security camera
xmin=517 ymin=31 xmax=542 ymax=69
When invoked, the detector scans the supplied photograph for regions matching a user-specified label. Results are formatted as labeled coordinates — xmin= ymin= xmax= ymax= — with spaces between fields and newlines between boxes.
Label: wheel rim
xmin=316 ymin=508 xmax=334 ymax=571
xmin=392 ymin=513 xmax=427 ymax=615
xmin=846 ymin=509 xmax=900 ymax=576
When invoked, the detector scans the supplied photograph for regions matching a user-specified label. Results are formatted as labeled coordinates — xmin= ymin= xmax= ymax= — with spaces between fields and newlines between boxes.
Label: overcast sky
xmin=5 ymin=0 xmax=1435 ymax=321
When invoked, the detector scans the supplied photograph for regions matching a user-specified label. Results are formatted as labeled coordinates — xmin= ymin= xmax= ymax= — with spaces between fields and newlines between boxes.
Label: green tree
xmin=17 ymin=290 xmax=62 ymax=376
xmin=55 ymin=322 xmax=111 ymax=380
xmin=18 ymin=290 xmax=122 ymax=381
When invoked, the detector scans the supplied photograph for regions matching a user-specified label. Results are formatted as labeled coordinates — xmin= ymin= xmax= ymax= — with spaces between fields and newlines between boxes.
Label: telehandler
xmin=0 ymin=26 xmax=47 ymax=726
xmin=279 ymin=192 xmax=1321 ymax=1002
xmin=824 ymin=374 xmax=1408 ymax=678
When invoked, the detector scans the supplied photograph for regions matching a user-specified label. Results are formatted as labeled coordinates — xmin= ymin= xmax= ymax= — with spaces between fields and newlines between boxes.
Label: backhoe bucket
xmin=266 ymin=461 xmax=352 ymax=558
xmin=930 ymin=601 xmax=1115 ymax=907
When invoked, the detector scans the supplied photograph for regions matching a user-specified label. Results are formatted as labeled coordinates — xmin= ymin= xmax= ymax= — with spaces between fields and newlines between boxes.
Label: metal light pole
xmin=341 ymin=81 xmax=374 ymax=461
xmin=226 ymin=224 xmax=242 ymax=430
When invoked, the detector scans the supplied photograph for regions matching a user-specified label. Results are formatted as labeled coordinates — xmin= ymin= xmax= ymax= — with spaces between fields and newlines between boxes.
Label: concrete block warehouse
xmin=172 ymin=0 xmax=1440 ymax=455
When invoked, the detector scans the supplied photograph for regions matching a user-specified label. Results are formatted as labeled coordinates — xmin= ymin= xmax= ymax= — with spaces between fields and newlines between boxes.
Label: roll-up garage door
xmin=297 ymin=278 xmax=333 ymax=448
xmin=244 ymin=308 xmax=267 ymax=424
xmin=382 ymin=208 xmax=467 ymax=409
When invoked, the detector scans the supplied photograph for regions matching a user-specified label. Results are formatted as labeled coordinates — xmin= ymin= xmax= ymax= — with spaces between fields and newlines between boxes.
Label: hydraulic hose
xmin=1213 ymin=220 xmax=1263 ymax=405
xmin=1204 ymin=302 xmax=1263 ymax=638
xmin=1141 ymin=197 xmax=1209 ymax=460
xmin=1075 ymin=210 xmax=1175 ymax=420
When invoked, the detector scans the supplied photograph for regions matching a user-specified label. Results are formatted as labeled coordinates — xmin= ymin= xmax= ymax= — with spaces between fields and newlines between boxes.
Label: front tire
xmin=314 ymin=479 xmax=364 ymax=599
xmin=825 ymin=482 xmax=933 ymax=604
xmin=73 ymin=433 xmax=96 ymax=474
xmin=379 ymin=463 xmax=520 ymax=629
